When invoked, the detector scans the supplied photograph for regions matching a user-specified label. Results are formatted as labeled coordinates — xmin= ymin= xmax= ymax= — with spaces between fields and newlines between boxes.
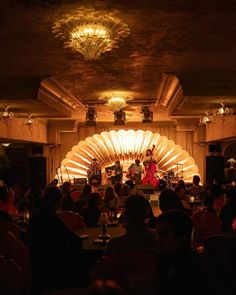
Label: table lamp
xmin=98 ymin=213 xmax=110 ymax=240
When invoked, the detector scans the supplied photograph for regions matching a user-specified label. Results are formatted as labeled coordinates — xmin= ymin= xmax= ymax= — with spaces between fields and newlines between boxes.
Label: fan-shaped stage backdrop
xmin=58 ymin=129 xmax=200 ymax=183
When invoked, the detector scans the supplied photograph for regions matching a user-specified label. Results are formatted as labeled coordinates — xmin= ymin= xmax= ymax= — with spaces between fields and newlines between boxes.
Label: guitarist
xmin=127 ymin=159 xmax=142 ymax=184
xmin=87 ymin=158 xmax=102 ymax=185
xmin=106 ymin=160 xmax=123 ymax=184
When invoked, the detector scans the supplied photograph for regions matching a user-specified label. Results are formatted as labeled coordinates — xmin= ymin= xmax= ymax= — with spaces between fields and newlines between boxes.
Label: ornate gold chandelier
xmin=52 ymin=10 xmax=130 ymax=61
xmin=99 ymin=93 xmax=133 ymax=112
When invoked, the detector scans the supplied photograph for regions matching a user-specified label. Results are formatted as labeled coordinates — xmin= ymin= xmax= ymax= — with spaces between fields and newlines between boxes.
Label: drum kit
xmin=158 ymin=163 xmax=184 ymax=188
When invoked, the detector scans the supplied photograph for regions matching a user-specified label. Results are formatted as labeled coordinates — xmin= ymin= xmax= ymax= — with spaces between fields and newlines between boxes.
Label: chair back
xmin=0 ymin=255 xmax=24 ymax=295
xmin=192 ymin=211 xmax=222 ymax=247
xmin=0 ymin=221 xmax=21 ymax=239
xmin=0 ymin=231 xmax=31 ymax=293
xmin=204 ymin=234 xmax=236 ymax=295
xmin=92 ymin=251 xmax=157 ymax=291
xmin=58 ymin=211 xmax=86 ymax=230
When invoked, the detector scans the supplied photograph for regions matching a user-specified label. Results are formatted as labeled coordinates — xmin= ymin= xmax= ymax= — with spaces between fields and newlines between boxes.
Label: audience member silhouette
xmin=155 ymin=210 xmax=212 ymax=295
xmin=220 ymin=189 xmax=236 ymax=233
xmin=175 ymin=185 xmax=190 ymax=209
xmin=104 ymin=186 xmax=119 ymax=211
xmin=105 ymin=195 xmax=157 ymax=256
xmin=159 ymin=189 xmax=184 ymax=213
xmin=119 ymin=184 xmax=130 ymax=207
xmin=74 ymin=184 xmax=92 ymax=213
xmin=81 ymin=192 xmax=102 ymax=228
xmin=192 ymin=194 xmax=222 ymax=248
xmin=84 ymin=280 xmax=125 ymax=295
xmin=28 ymin=186 xmax=83 ymax=289
xmin=61 ymin=181 xmax=74 ymax=211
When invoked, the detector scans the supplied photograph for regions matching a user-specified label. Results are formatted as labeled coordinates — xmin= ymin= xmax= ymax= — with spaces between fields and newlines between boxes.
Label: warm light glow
xmin=215 ymin=102 xmax=234 ymax=119
xmin=71 ymin=25 xmax=108 ymax=39
xmin=99 ymin=93 xmax=133 ymax=112
xmin=1 ymin=106 xmax=14 ymax=123
xmin=2 ymin=143 xmax=11 ymax=147
xmin=199 ymin=112 xmax=213 ymax=126
xmin=57 ymin=130 xmax=200 ymax=183
xmin=52 ymin=10 xmax=130 ymax=61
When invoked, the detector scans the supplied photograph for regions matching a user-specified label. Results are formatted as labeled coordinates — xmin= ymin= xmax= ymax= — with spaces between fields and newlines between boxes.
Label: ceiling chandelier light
xmin=199 ymin=112 xmax=213 ymax=126
xmin=99 ymin=93 xmax=133 ymax=112
xmin=215 ymin=102 xmax=234 ymax=119
xmin=1 ymin=106 xmax=14 ymax=123
xmin=52 ymin=10 xmax=130 ymax=61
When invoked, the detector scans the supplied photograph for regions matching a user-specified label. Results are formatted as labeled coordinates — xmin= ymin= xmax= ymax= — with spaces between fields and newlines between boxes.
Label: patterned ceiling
xmin=0 ymin=0 xmax=236 ymax=117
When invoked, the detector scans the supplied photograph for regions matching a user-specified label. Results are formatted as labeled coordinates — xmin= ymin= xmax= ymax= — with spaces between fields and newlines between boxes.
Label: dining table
xmin=74 ymin=224 xmax=126 ymax=251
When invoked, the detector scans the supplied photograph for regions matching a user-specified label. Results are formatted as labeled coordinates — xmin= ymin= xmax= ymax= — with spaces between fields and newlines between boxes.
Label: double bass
xmin=142 ymin=145 xmax=159 ymax=188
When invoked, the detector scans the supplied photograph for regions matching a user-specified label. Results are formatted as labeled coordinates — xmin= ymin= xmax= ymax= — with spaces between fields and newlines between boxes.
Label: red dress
xmin=142 ymin=160 xmax=159 ymax=188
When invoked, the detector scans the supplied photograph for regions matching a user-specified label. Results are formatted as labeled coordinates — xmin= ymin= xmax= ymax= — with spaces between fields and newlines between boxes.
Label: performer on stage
xmin=127 ymin=159 xmax=142 ymax=184
xmin=87 ymin=158 xmax=102 ymax=185
xmin=106 ymin=160 xmax=123 ymax=184
xmin=142 ymin=145 xmax=159 ymax=188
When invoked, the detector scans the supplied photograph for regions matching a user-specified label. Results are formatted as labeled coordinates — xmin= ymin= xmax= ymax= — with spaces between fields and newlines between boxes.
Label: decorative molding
xmin=175 ymin=118 xmax=199 ymax=132
xmin=156 ymin=74 xmax=186 ymax=114
xmin=38 ymin=77 xmax=84 ymax=117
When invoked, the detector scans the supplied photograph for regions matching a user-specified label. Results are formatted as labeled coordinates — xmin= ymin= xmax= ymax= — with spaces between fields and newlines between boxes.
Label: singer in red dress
xmin=142 ymin=145 xmax=159 ymax=188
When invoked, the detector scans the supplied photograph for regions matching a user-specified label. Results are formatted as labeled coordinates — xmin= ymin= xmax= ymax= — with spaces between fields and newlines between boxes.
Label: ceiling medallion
xmin=52 ymin=10 xmax=130 ymax=61
xmin=99 ymin=93 xmax=133 ymax=112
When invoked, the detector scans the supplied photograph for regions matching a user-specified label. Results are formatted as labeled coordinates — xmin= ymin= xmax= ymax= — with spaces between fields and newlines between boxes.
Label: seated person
xmin=0 ymin=209 xmax=12 ymax=222
xmin=155 ymin=210 xmax=213 ymax=295
xmin=159 ymin=189 xmax=184 ymax=213
xmin=81 ymin=192 xmax=102 ymax=228
xmin=175 ymin=185 xmax=190 ymax=209
xmin=209 ymin=184 xmax=225 ymax=215
xmin=84 ymin=280 xmax=125 ymax=295
xmin=188 ymin=175 xmax=203 ymax=197
xmin=74 ymin=184 xmax=92 ymax=213
xmin=103 ymin=186 xmax=119 ymax=211
xmin=28 ymin=187 xmax=83 ymax=289
xmin=192 ymin=194 xmax=222 ymax=248
xmin=61 ymin=181 xmax=74 ymax=211
xmin=0 ymin=186 xmax=10 ymax=213
xmin=119 ymin=184 xmax=130 ymax=207
xmin=220 ymin=189 xmax=236 ymax=233
xmin=105 ymin=195 xmax=157 ymax=256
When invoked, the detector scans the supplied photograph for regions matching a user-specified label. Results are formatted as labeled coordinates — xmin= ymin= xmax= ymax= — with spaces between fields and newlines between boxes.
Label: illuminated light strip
xmin=67 ymin=159 xmax=88 ymax=169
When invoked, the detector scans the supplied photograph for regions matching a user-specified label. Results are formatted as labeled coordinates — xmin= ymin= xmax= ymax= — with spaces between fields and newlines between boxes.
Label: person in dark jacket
xmin=28 ymin=187 xmax=83 ymax=289
xmin=81 ymin=192 xmax=102 ymax=228
xmin=61 ymin=181 xmax=74 ymax=211
xmin=220 ymin=189 xmax=236 ymax=233
xmin=155 ymin=210 xmax=213 ymax=295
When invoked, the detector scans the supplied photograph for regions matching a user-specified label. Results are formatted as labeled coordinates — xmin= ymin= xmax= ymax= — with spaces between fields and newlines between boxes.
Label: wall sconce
xmin=215 ymin=102 xmax=234 ymax=119
xmin=1 ymin=106 xmax=15 ymax=123
xmin=25 ymin=114 xmax=36 ymax=128
xmin=199 ymin=112 xmax=213 ymax=126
